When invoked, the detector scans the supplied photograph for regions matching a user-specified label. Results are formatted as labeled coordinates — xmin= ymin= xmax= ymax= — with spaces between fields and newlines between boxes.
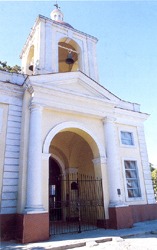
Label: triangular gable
xmin=28 ymin=71 xmax=120 ymax=103
xmin=50 ymin=78 xmax=110 ymax=100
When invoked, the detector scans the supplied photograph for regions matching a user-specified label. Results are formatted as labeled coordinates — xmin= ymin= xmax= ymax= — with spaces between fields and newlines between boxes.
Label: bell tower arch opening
xmin=26 ymin=45 xmax=34 ymax=75
xmin=58 ymin=38 xmax=81 ymax=73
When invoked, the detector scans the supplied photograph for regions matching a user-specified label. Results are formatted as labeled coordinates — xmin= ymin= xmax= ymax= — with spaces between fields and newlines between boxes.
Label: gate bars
xmin=49 ymin=173 xmax=105 ymax=235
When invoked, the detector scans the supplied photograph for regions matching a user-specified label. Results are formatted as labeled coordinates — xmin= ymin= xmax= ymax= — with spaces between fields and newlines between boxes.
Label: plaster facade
xmin=0 ymin=5 xmax=156 ymax=243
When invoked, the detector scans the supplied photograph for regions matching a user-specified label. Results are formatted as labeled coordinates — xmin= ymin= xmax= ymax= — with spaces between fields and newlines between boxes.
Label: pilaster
xmin=137 ymin=125 xmax=156 ymax=204
xmin=45 ymin=22 xmax=53 ymax=73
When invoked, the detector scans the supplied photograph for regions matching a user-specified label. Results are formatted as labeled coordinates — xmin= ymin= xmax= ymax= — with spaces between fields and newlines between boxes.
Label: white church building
xmin=0 ymin=5 xmax=157 ymax=243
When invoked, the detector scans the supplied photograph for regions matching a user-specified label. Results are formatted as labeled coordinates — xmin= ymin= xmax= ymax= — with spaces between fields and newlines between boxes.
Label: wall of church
xmin=1 ymin=81 xmax=154 ymax=214
xmin=16 ymin=98 xmax=107 ymax=212
xmin=114 ymin=120 xmax=155 ymax=206
xmin=0 ymin=103 xmax=8 ymax=207
xmin=0 ymin=78 xmax=23 ymax=215
xmin=17 ymin=90 xmax=30 ymax=213
xmin=116 ymin=123 xmax=147 ymax=205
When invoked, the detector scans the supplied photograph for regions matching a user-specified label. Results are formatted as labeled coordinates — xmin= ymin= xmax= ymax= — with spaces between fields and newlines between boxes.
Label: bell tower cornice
xmin=20 ymin=14 xmax=98 ymax=59
xmin=20 ymin=6 xmax=99 ymax=82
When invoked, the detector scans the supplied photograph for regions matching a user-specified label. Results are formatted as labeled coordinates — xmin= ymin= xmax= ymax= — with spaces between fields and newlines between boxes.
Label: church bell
xmin=29 ymin=65 xmax=33 ymax=71
xmin=65 ymin=51 xmax=74 ymax=65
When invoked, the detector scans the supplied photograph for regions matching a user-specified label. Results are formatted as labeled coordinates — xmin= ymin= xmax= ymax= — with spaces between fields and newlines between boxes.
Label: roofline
xmin=0 ymin=69 xmax=146 ymax=115
xmin=26 ymin=70 xmax=120 ymax=101
xmin=39 ymin=14 xmax=98 ymax=41
xmin=115 ymin=106 xmax=150 ymax=120
xmin=78 ymin=71 xmax=141 ymax=109
xmin=26 ymin=70 xmax=141 ymax=113
xmin=26 ymin=70 xmax=138 ymax=105
xmin=20 ymin=14 xmax=98 ymax=58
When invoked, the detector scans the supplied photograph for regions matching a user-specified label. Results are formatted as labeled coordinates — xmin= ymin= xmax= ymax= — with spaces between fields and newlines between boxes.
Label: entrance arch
xmin=43 ymin=121 xmax=106 ymax=160
xmin=43 ymin=121 xmax=107 ymax=235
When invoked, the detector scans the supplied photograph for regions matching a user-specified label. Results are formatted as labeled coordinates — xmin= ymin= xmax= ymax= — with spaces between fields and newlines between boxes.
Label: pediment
xmin=51 ymin=78 xmax=109 ymax=100
xmin=28 ymin=71 xmax=120 ymax=103
xmin=46 ymin=71 xmax=118 ymax=101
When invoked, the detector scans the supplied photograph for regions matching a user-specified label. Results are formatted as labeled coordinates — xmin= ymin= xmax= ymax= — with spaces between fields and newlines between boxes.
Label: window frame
xmin=123 ymin=160 xmax=142 ymax=200
xmin=120 ymin=131 xmax=135 ymax=147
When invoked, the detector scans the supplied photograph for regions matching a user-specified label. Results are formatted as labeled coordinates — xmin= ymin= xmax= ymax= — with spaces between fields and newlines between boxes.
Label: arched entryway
xmin=43 ymin=122 xmax=107 ymax=235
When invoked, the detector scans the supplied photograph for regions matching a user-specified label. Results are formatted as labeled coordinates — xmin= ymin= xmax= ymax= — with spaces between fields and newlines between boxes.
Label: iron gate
xmin=49 ymin=173 xmax=105 ymax=235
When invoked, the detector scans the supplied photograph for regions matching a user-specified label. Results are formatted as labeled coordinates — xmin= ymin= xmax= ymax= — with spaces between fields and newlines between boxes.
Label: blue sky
xmin=0 ymin=0 xmax=157 ymax=166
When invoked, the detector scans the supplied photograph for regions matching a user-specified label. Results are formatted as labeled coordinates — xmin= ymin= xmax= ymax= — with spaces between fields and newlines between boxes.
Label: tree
xmin=152 ymin=168 xmax=157 ymax=197
xmin=150 ymin=163 xmax=157 ymax=200
xmin=0 ymin=60 xmax=21 ymax=73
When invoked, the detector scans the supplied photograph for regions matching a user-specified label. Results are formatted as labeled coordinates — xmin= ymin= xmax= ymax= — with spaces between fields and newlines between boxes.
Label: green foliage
xmin=150 ymin=163 xmax=157 ymax=200
xmin=0 ymin=60 xmax=21 ymax=73
xmin=152 ymin=169 xmax=157 ymax=191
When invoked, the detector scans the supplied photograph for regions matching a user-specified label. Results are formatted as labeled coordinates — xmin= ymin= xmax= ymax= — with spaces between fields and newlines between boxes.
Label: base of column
xmin=16 ymin=213 xmax=49 ymax=243
xmin=24 ymin=205 xmax=45 ymax=214
xmin=109 ymin=201 xmax=128 ymax=207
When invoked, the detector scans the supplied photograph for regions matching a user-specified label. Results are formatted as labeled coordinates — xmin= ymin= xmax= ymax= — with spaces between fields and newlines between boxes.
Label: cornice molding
xmin=115 ymin=107 xmax=149 ymax=121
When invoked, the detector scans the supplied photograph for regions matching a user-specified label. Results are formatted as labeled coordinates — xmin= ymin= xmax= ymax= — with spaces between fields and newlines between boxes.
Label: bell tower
xmin=20 ymin=4 xmax=99 ymax=82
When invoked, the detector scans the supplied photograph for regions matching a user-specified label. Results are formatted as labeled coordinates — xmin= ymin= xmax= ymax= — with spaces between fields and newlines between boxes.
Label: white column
xmin=103 ymin=117 xmax=122 ymax=207
xmin=25 ymin=103 xmax=44 ymax=213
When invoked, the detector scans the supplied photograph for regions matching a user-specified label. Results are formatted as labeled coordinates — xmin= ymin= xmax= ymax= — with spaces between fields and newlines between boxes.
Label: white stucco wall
xmin=0 ymin=74 xmax=24 ymax=214
xmin=0 ymin=58 xmax=155 ymax=217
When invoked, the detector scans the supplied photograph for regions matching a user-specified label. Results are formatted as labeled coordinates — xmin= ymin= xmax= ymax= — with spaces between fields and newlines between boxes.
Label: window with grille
xmin=121 ymin=131 xmax=134 ymax=145
xmin=124 ymin=160 xmax=141 ymax=198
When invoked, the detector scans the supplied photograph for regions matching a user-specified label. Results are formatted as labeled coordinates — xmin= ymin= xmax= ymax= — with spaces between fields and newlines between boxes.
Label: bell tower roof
xmin=50 ymin=3 xmax=73 ymax=29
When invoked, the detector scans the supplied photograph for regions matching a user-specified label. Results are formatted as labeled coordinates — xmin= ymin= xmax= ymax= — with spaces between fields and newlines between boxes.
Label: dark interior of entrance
xmin=49 ymin=157 xmax=62 ymax=221
xmin=49 ymin=156 xmax=105 ymax=235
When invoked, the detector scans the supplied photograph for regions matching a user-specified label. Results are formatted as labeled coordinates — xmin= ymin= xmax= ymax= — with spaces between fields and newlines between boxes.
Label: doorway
xmin=48 ymin=129 xmax=105 ymax=235
xmin=49 ymin=170 xmax=105 ymax=235
xmin=49 ymin=157 xmax=62 ymax=222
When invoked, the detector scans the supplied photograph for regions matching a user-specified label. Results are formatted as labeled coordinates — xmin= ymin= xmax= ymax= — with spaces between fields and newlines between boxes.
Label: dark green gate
xmin=49 ymin=173 xmax=105 ymax=235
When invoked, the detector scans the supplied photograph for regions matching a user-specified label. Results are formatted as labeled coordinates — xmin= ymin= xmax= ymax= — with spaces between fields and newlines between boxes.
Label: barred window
xmin=124 ymin=160 xmax=141 ymax=198
xmin=121 ymin=131 xmax=134 ymax=145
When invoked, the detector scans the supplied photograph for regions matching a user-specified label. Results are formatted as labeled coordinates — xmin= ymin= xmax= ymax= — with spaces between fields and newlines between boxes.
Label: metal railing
xmin=49 ymin=173 xmax=105 ymax=235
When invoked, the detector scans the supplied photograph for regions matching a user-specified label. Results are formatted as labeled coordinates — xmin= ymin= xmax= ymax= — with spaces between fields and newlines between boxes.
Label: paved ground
xmin=70 ymin=233 xmax=157 ymax=250
xmin=1 ymin=220 xmax=157 ymax=250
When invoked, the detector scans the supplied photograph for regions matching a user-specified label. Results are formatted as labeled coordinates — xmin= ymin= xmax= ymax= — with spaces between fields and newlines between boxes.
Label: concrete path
xmin=1 ymin=220 xmax=157 ymax=250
